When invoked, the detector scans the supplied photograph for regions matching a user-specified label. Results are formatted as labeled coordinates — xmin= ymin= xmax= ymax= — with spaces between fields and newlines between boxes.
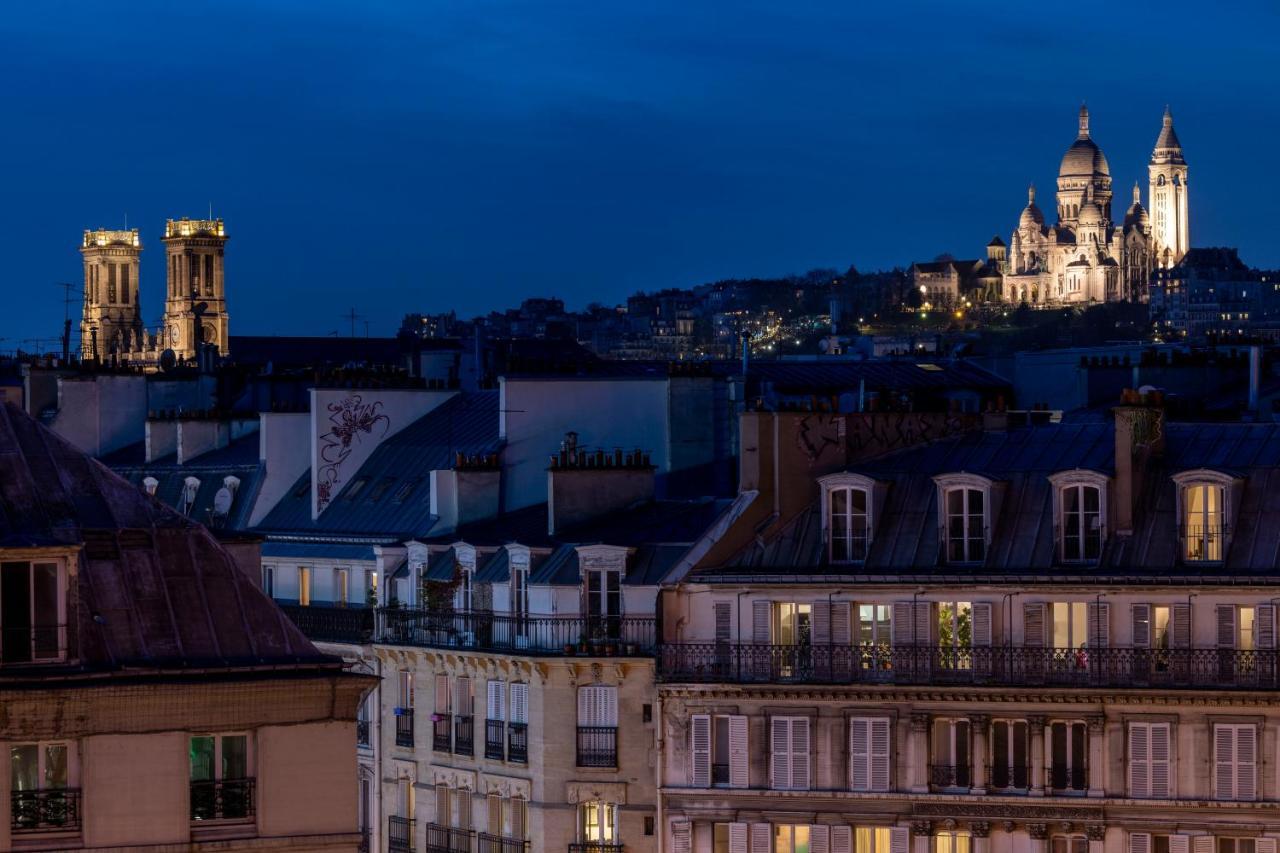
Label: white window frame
xmin=1047 ymin=719 xmax=1088 ymax=792
xmin=1213 ymin=723 xmax=1257 ymax=801
xmin=1128 ymin=721 xmax=1172 ymax=798
xmin=819 ymin=473 xmax=878 ymax=564
xmin=0 ymin=559 xmax=68 ymax=663
xmin=848 ymin=716 xmax=891 ymax=792
xmin=334 ymin=567 xmax=349 ymax=606
xmin=990 ymin=719 xmax=1030 ymax=791
xmin=297 ymin=566 xmax=311 ymax=607
xmin=579 ymin=801 xmax=619 ymax=844
xmin=262 ymin=564 xmax=275 ymax=598
xmin=769 ymin=715 xmax=810 ymax=791
xmin=1049 ymin=470 xmax=1108 ymax=563
xmin=934 ymin=473 xmax=994 ymax=564
xmin=9 ymin=740 xmax=78 ymax=792
xmin=1172 ymin=470 xmax=1237 ymax=563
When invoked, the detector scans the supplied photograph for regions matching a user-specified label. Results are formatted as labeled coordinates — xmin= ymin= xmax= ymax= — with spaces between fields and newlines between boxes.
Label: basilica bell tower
xmin=161 ymin=218 xmax=230 ymax=360
xmin=1148 ymin=107 xmax=1189 ymax=268
xmin=79 ymin=228 xmax=143 ymax=360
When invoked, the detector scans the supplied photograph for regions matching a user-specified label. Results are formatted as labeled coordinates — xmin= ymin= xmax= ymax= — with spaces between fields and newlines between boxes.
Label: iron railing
xmin=190 ymin=778 xmax=255 ymax=822
xmin=508 ymin=722 xmax=528 ymax=763
xmin=389 ymin=816 xmax=415 ymax=852
xmin=486 ymin=719 xmax=506 ymax=760
xmin=577 ymin=726 xmax=618 ymax=768
xmin=11 ymin=789 xmax=81 ymax=832
xmin=426 ymin=822 xmax=474 ymax=853
xmin=479 ymin=833 xmax=530 ymax=853
xmin=432 ymin=713 xmax=452 ymax=752
xmin=455 ymin=715 xmax=475 ymax=756
xmin=569 ymin=844 xmax=625 ymax=853
xmin=929 ymin=763 xmax=972 ymax=789
xmin=1048 ymin=764 xmax=1089 ymax=792
xmin=396 ymin=710 xmax=416 ymax=747
xmin=378 ymin=610 xmax=656 ymax=655
xmin=987 ymin=763 xmax=1032 ymax=792
xmin=356 ymin=719 xmax=371 ymax=747
xmin=278 ymin=604 xmax=373 ymax=644
xmin=657 ymin=643 xmax=1280 ymax=689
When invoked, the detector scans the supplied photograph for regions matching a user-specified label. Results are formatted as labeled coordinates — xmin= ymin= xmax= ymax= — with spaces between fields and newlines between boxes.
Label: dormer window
xmin=1 ymin=560 xmax=66 ymax=664
xmin=818 ymin=473 xmax=881 ymax=565
xmin=452 ymin=544 xmax=477 ymax=612
xmin=1049 ymin=471 xmax=1109 ymax=563
xmin=1173 ymin=470 xmax=1239 ymax=563
xmin=934 ymin=474 xmax=997 ymax=564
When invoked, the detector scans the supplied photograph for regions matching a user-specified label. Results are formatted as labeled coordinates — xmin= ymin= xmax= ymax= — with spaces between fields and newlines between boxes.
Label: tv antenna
xmin=342 ymin=308 xmax=364 ymax=338
xmin=56 ymin=282 xmax=83 ymax=360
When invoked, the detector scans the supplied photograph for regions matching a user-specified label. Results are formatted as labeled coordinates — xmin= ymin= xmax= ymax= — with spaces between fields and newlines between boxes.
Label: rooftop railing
xmin=277 ymin=604 xmax=373 ymax=644
xmin=378 ymin=610 xmax=656 ymax=656
xmin=657 ymin=643 xmax=1280 ymax=690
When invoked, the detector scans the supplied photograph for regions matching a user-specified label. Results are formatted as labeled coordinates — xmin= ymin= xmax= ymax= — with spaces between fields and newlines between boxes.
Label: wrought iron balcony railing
xmin=11 ymin=789 xmax=81 ymax=833
xmin=454 ymin=715 xmax=475 ymax=756
xmin=1048 ymin=764 xmax=1089 ymax=792
xmin=389 ymin=816 xmax=415 ymax=852
xmin=479 ymin=832 xmax=531 ymax=853
xmin=432 ymin=713 xmax=452 ymax=752
xmin=395 ymin=710 xmax=415 ymax=747
xmin=190 ymin=778 xmax=255 ymax=822
xmin=986 ymin=763 xmax=1032 ymax=792
xmin=508 ymin=722 xmax=528 ymax=763
xmin=278 ymin=604 xmax=374 ymax=644
xmin=378 ymin=610 xmax=656 ymax=656
xmin=426 ymin=822 xmax=474 ymax=853
xmin=577 ymin=726 xmax=618 ymax=768
xmin=485 ymin=719 xmax=506 ymax=760
xmin=569 ymin=844 xmax=624 ymax=853
xmin=929 ymin=763 xmax=972 ymax=789
xmin=656 ymin=643 xmax=1280 ymax=690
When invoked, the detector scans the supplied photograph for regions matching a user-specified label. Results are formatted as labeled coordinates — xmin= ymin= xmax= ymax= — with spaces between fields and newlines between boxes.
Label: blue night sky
xmin=1 ymin=0 xmax=1278 ymax=345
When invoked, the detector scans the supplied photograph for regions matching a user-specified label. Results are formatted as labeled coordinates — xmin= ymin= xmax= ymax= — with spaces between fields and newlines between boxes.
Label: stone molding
xmin=566 ymin=781 xmax=627 ymax=805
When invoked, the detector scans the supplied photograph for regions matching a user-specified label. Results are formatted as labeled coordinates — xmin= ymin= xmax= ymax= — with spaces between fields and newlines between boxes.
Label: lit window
xmin=297 ymin=566 xmax=311 ymax=607
xmin=935 ymin=831 xmax=971 ymax=853
xmin=189 ymin=734 xmax=253 ymax=821
xmin=579 ymin=801 xmax=618 ymax=844
xmin=776 ymin=825 xmax=812 ymax=853
xmin=1183 ymin=483 xmax=1224 ymax=561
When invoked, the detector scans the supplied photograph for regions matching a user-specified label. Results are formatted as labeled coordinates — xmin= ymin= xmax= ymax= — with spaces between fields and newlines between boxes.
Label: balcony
xmin=11 ymin=789 xmax=81 ymax=833
xmin=389 ymin=816 xmax=415 ymax=852
xmin=356 ymin=719 xmax=371 ymax=748
xmin=577 ymin=726 xmax=618 ymax=768
xmin=479 ymin=833 xmax=530 ymax=853
xmin=427 ymin=822 xmax=474 ymax=853
xmin=656 ymin=643 xmax=1280 ymax=690
xmin=569 ymin=844 xmax=624 ymax=853
xmin=190 ymin=778 xmax=255 ymax=822
xmin=432 ymin=713 xmax=452 ymax=752
xmin=486 ymin=719 xmax=506 ymax=760
xmin=378 ymin=610 xmax=656 ymax=656
xmin=508 ymin=722 xmax=528 ymax=763
xmin=396 ymin=710 xmax=415 ymax=747
xmin=278 ymin=603 xmax=374 ymax=644
xmin=1048 ymin=764 xmax=1088 ymax=793
xmin=929 ymin=763 xmax=972 ymax=790
xmin=454 ymin=715 xmax=475 ymax=756
xmin=987 ymin=763 xmax=1031 ymax=793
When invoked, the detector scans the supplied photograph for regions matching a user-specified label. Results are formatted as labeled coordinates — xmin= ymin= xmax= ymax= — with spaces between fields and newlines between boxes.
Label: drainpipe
xmin=655 ymin=687 xmax=665 ymax=853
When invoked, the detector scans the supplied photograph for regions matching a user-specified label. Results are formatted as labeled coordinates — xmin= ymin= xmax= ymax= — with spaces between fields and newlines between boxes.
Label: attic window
xmin=1172 ymin=470 xmax=1238 ymax=564
xmin=0 ymin=561 xmax=65 ymax=663
xmin=916 ymin=363 xmax=943 ymax=371
xmin=344 ymin=477 xmax=371 ymax=500
xmin=292 ymin=479 xmax=310 ymax=499
xmin=367 ymin=477 xmax=396 ymax=503
xmin=392 ymin=478 xmax=421 ymax=504
xmin=933 ymin=473 xmax=995 ymax=565
xmin=819 ymin=473 xmax=879 ymax=565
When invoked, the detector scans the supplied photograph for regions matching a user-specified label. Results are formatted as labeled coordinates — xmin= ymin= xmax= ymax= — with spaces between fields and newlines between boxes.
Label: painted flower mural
xmin=316 ymin=395 xmax=391 ymax=512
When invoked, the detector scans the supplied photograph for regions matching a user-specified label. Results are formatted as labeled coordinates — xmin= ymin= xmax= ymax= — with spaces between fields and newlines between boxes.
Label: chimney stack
xmin=547 ymin=432 xmax=655 ymax=535
xmin=1112 ymin=388 xmax=1165 ymax=536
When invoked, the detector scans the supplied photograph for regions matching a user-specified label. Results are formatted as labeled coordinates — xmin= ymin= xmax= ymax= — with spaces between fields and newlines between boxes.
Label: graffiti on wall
xmin=316 ymin=395 xmax=391 ymax=511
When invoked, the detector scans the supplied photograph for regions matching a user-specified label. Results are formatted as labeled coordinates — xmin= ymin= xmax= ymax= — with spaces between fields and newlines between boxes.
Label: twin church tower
xmin=78 ymin=218 xmax=230 ymax=363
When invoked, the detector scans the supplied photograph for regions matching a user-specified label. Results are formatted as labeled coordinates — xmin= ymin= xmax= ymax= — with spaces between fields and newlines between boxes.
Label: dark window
xmin=392 ymin=478 xmax=421 ymax=504
xmin=344 ymin=477 xmax=371 ymax=500
xmin=367 ymin=477 xmax=396 ymax=503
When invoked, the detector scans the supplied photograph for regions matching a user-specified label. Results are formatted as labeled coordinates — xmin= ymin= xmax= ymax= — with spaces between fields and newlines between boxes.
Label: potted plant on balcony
xmin=576 ymin=635 xmax=589 ymax=655
xmin=563 ymin=641 xmax=576 ymax=655
xmin=624 ymin=642 xmax=638 ymax=656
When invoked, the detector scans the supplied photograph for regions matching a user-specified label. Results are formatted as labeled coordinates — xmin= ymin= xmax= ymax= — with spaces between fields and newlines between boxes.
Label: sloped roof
xmin=255 ymin=391 xmax=502 ymax=540
xmin=0 ymin=403 xmax=333 ymax=677
xmin=703 ymin=421 xmax=1280 ymax=580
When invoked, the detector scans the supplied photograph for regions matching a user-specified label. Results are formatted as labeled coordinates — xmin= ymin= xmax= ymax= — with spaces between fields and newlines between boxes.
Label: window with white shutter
xmin=715 ymin=602 xmax=732 ymax=642
xmin=770 ymin=716 xmax=810 ymax=790
xmin=671 ymin=821 xmax=692 ymax=853
xmin=433 ymin=674 xmax=448 ymax=714
xmin=1129 ymin=834 xmax=1151 ymax=853
xmin=811 ymin=826 xmax=831 ymax=853
xmin=1128 ymin=722 xmax=1171 ymax=798
xmin=577 ymin=685 xmax=618 ymax=727
xmin=728 ymin=823 xmax=749 ymax=853
xmin=752 ymin=600 xmax=772 ymax=643
xmin=849 ymin=717 xmax=891 ymax=792
xmin=832 ymin=827 xmax=853 ymax=853
xmin=1024 ymin=603 xmax=1046 ymax=647
xmin=750 ymin=823 xmax=771 ymax=853
xmin=690 ymin=714 xmax=711 ymax=787
xmin=487 ymin=681 xmax=505 ymax=722
xmin=1087 ymin=602 xmax=1110 ymax=648
xmin=889 ymin=828 xmax=909 ymax=853
xmin=727 ymin=715 xmax=749 ymax=788
xmin=509 ymin=683 xmax=528 ymax=724
xmin=1192 ymin=837 xmax=1215 ymax=853
xmin=1214 ymin=724 xmax=1257 ymax=801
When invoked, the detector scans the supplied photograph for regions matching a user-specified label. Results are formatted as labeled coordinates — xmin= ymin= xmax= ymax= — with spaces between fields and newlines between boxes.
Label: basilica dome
xmin=1058 ymin=105 xmax=1110 ymax=180
xmin=1019 ymin=185 xmax=1045 ymax=230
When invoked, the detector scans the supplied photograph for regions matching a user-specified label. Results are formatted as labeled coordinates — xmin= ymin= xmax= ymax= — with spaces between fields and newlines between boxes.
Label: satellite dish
xmin=212 ymin=487 xmax=233 ymax=517
xmin=159 ymin=349 xmax=177 ymax=372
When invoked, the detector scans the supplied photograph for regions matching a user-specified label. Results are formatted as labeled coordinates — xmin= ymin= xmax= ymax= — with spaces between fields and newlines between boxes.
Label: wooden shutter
xmin=1172 ymin=604 xmax=1192 ymax=649
xmin=889 ymin=827 xmax=910 ymax=853
xmin=1217 ymin=605 xmax=1237 ymax=649
xmin=577 ymin=686 xmax=595 ymax=726
xmin=810 ymin=826 xmax=831 ymax=853
xmin=831 ymin=602 xmax=852 ymax=645
xmin=435 ymin=783 xmax=449 ymax=824
xmin=892 ymin=602 xmax=914 ymax=646
xmin=770 ymin=716 xmax=791 ymax=789
xmin=753 ymin=601 xmax=772 ymax=643
xmin=915 ymin=603 xmax=932 ymax=644
xmin=1024 ymin=603 xmax=1046 ymax=647
xmin=457 ymin=788 xmax=472 ymax=829
xmin=1088 ymin=602 xmax=1110 ymax=648
xmin=849 ymin=718 xmax=870 ymax=790
xmin=1258 ymin=604 xmax=1276 ymax=649
xmin=455 ymin=676 xmax=471 ymax=714
xmin=728 ymin=823 xmax=749 ymax=853
xmin=487 ymin=793 xmax=502 ymax=835
xmin=1132 ymin=604 xmax=1151 ymax=648
xmin=1129 ymin=834 xmax=1151 ymax=853
xmin=671 ymin=821 xmax=692 ymax=853
xmin=433 ymin=674 xmax=449 ymax=713
xmin=791 ymin=717 xmax=811 ymax=790
xmin=1128 ymin=723 xmax=1150 ymax=798
xmin=832 ymin=826 xmax=853 ymax=853
xmin=510 ymin=798 xmax=527 ymax=839
xmin=812 ymin=601 xmax=832 ymax=645
xmin=487 ymin=681 xmax=505 ymax=721
xmin=1150 ymin=723 xmax=1171 ymax=798
xmin=1215 ymin=724 xmax=1235 ymax=799
xmin=1192 ymin=838 xmax=1214 ymax=853
xmin=1236 ymin=725 xmax=1257 ymax=800
xmin=728 ymin=715 xmax=749 ymax=788
xmin=1255 ymin=840 xmax=1277 ymax=853
xmin=972 ymin=603 xmax=992 ymax=646
xmin=690 ymin=715 xmax=711 ymax=787
xmin=870 ymin=718 xmax=891 ymax=791
xmin=750 ymin=823 xmax=772 ymax=853
xmin=715 ymin=602 xmax=732 ymax=641
xmin=509 ymin=683 xmax=528 ymax=724
xmin=1168 ymin=836 xmax=1189 ymax=853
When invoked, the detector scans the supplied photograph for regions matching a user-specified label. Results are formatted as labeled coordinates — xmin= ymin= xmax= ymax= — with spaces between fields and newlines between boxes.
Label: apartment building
xmin=657 ymin=401 xmax=1280 ymax=853
xmin=0 ymin=401 xmax=370 ymax=851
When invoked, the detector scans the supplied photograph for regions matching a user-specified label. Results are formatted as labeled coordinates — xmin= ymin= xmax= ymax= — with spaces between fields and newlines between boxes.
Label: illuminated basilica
xmin=991 ymin=105 xmax=1189 ymax=305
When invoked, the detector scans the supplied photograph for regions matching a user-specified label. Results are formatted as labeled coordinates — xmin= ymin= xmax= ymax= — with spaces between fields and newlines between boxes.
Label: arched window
xmin=1183 ymin=482 xmax=1225 ymax=561
xmin=819 ymin=473 xmax=879 ymax=564
xmin=941 ymin=486 xmax=986 ymax=563
xmin=1050 ymin=471 xmax=1108 ymax=563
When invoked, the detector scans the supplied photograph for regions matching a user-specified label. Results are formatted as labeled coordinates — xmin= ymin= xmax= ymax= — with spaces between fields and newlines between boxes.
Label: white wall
xmin=50 ymin=374 xmax=147 ymax=456
xmin=250 ymin=412 xmax=311 ymax=527
xmin=499 ymin=377 xmax=670 ymax=512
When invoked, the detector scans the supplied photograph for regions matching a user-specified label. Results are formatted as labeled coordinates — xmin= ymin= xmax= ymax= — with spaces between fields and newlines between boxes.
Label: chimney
xmin=431 ymin=453 xmax=501 ymax=533
xmin=547 ymin=434 xmax=655 ymax=535
xmin=1112 ymin=388 xmax=1165 ymax=536
xmin=1249 ymin=346 xmax=1262 ymax=413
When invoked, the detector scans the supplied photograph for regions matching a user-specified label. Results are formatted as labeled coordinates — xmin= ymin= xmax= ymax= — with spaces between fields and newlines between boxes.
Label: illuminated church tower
xmin=1148 ymin=107 xmax=1189 ymax=268
xmin=161 ymin=218 xmax=229 ymax=360
xmin=79 ymin=228 xmax=143 ymax=360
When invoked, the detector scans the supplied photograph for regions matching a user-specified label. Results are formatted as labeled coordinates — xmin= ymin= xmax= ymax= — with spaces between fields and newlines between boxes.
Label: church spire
xmin=1028 ymin=183 xmax=1036 ymax=204
xmin=1133 ymin=181 xmax=1141 ymax=204
xmin=1078 ymin=103 xmax=1090 ymax=138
